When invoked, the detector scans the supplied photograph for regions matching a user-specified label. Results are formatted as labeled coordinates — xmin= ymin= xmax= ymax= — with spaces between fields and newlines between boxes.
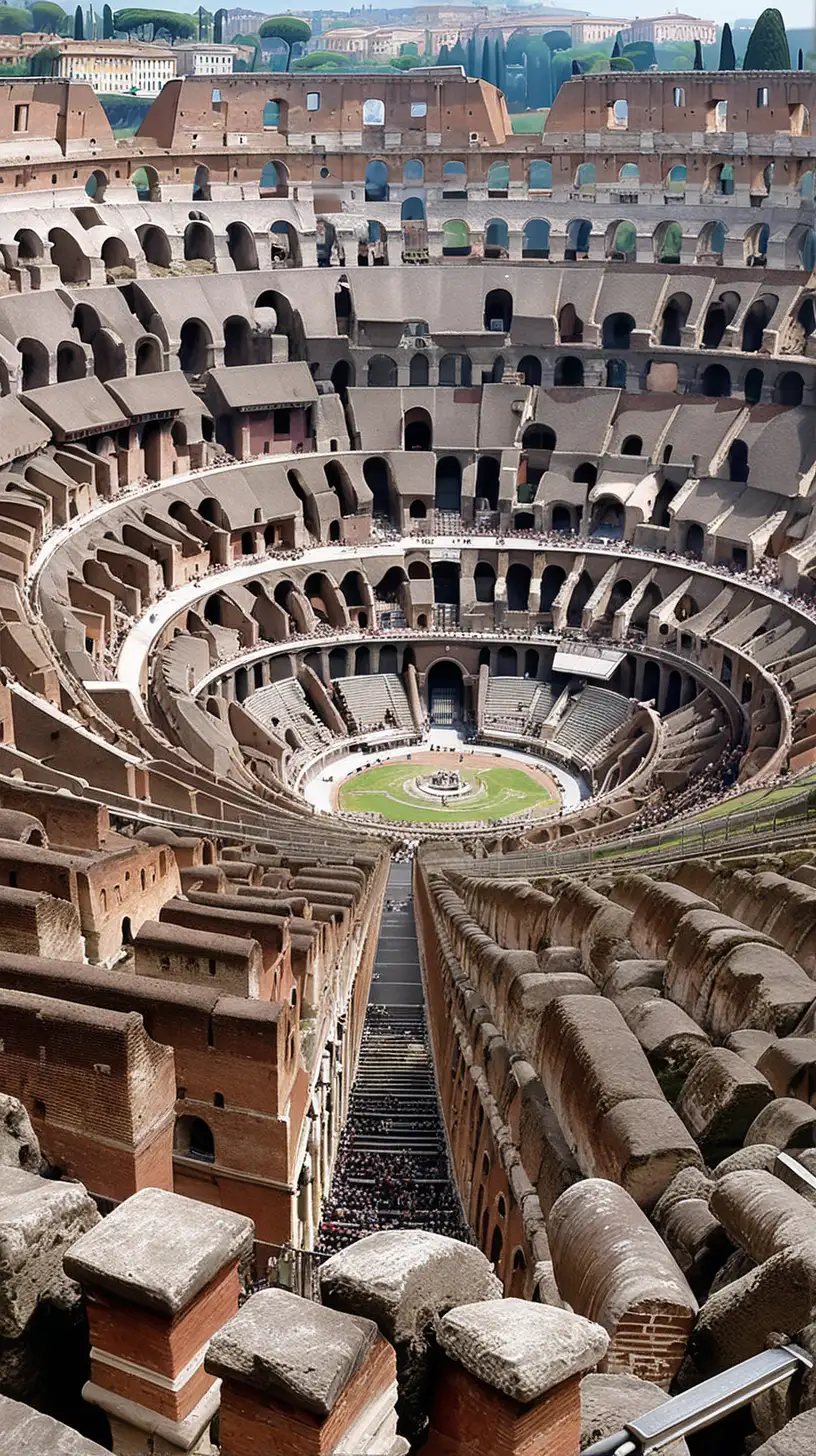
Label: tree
xmin=610 ymin=55 xmax=634 ymax=70
xmin=73 ymin=3 xmax=82 ymax=37
xmin=466 ymin=32 xmax=476 ymax=75
xmin=622 ymin=40 xmax=655 ymax=70
xmin=494 ymin=34 xmax=505 ymax=92
xmin=258 ymin=14 xmax=311 ymax=70
xmin=30 ymin=1 xmax=65 ymax=31
xmin=571 ymin=58 xmax=582 ymax=74
xmin=798 ymin=47 xmax=803 ymax=69
xmin=718 ymin=22 xmax=735 ymax=68
xmin=611 ymin=31 xmax=621 ymax=58
xmin=542 ymin=29 xmax=571 ymax=52
xmin=742 ymin=8 xmax=790 ymax=69
xmin=390 ymin=54 xmax=424 ymax=69
xmin=524 ymin=37 xmax=552 ymax=108
xmin=291 ymin=49 xmax=353 ymax=70
xmin=693 ymin=38 xmax=703 ymax=69
xmin=0 ymin=1 xmax=30 ymax=27
xmin=436 ymin=42 xmax=449 ymax=66
xmin=114 ymin=10 xmax=196 ymax=40
xmin=213 ymin=5 xmax=225 ymax=44
xmin=480 ymin=34 xmax=493 ymax=85
xmin=448 ymin=35 xmax=466 ymax=69
xmin=102 ymin=0 xmax=112 ymax=34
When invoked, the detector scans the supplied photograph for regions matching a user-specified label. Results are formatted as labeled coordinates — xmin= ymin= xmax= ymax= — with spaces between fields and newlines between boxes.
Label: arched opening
xmin=368 ymin=354 xmax=397 ymax=388
xmin=632 ymin=584 xmax=662 ymax=632
xmin=101 ymin=236 xmax=130 ymax=277
xmin=685 ymin=522 xmax=705 ymax=558
xmin=56 ymin=342 xmax=85 ymax=382
xmin=565 ymin=218 xmax=591 ymax=260
xmin=475 ymin=456 xmax=500 ymax=510
xmin=223 ymin=315 xmax=252 ymax=368
xmin=496 ymin=646 xmax=518 ymax=676
xmin=484 ymin=219 xmax=509 ymax=260
xmin=270 ymin=221 xmax=300 ymax=266
xmin=522 ymin=219 xmax=550 ymax=259
xmin=409 ymin=352 xmax=429 ymax=386
xmin=260 ymin=160 xmax=288 ymax=197
xmin=442 ymin=161 xmax=467 ymax=199
xmin=175 ymin=1116 xmax=215 ymax=1163
xmin=701 ymin=291 xmax=739 ymax=348
xmin=442 ymin=220 xmax=471 ymax=257
xmin=567 ymin=570 xmax=593 ymax=627
xmin=540 ymin=564 xmax=565 ymax=612
xmin=551 ymin=505 xmax=573 ymax=534
xmin=745 ymin=222 xmax=769 ymax=268
xmin=606 ymin=219 xmax=637 ymax=262
xmin=643 ymin=660 xmax=660 ymax=701
xmin=329 ymin=647 xmax=347 ymax=678
xmin=331 ymin=359 xmax=353 ymax=399
xmin=484 ymin=288 xmax=512 ymax=333
xmin=178 ymin=319 xmax=212 ymax=376
xmin=655 ymin=220 xmax=683 ymax=264
xmin=620 ymin=434 xmax=643 ymax=457
xmin=559 ymin=303 xmax=583 ymax=343
xmin=365 ymin=159 xmax=389 ymax=202
xmin=727 ymin=440 xmax=749 ymax=483
xmin=701 ymin=363 xmax=731 ymax=398
xmin=433 ymin=562 xmax=459 ymax=606
xmin=409 ymin=500 xmax=426 ymax=519
xmin=659 ymin=292 xmax=691 ymax=347
xmin=697 ymin=221 xmax=726 ymax=266
xmin=439 ymin=353 xmax=471 ymax=387
xmin=192 ymin=163 xmax=211 ymax=201
xmin=325 ymin=460 xmax=356 ymax=516
xmin=529 ymin=159 xmax=552 ymax=191
xmin=428 ymin=659 xmax=464 ymax=724
xmin=435 ymin=457 xmax=462 ymax=513
xmin=774 ymin=370 xmax=804 ymax=406
xmin=401 ymin=196 xmax=425 ymax=221
xmin=183 ymin=221 xmax=215 ymax=266
xmin=602 ymin=313 xmax=634 ymax=350
xmin=506 ymin=562 xmax=531 ymax=611
xmin=403 ymin=158 xmax=424 ymax=184
xmin=363 ymin=457 xmax=391 ymax=517
xmin=474 ymin=562 xmax=496 ymax=603
xmin=554 ymin=357 xmax=583 ymax=387
xmin=48 ymin=228 xmax=90 ymax=285
xmin=518 ymin=355 xmax=542 ymax=385
xmin=226 ymin=221 xmax=258 ymax=271
xmin=403 ymin=408 xmax=432 ymax=451
xmin=744 ymin=367 xmax=764 ymax=405
xmin=136 ymin=337 xmax=162 ymax=375
xmin=589 ymin=498 xmax=625 ymax=541
xmin=606 ymin=359 xmax=627 ymax=389
xmin=85 ymin=167 xmax=108 ymax=201
xmin=741 ymin=295 xmax=777 ymax=353
xmin=18 ymin=339 xmax=49 ymax=392
xmin=138 ymin=224 xmax=172 ymax=270
xmin=131 ymin=165 xmax=160 ymax=201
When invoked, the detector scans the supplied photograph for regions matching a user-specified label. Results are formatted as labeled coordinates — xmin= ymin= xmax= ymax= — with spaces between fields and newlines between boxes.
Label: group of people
xmin=317 ymin=1136 xmax=468 ymax=1256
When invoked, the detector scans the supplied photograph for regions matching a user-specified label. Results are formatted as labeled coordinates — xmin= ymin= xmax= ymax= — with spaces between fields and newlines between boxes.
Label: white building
xmin=52 ymin=39 xmax=176 ymax=97
xmin=174 ymin=43 xmax=239 ymax=76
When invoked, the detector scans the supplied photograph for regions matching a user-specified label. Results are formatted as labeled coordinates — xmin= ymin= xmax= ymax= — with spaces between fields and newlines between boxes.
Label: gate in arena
xmin=427 ymin=660 xmax=465 ymax=725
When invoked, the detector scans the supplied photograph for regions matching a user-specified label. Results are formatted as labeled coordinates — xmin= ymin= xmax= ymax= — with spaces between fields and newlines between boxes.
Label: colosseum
xmin=1 ymin=59 xmax=816 ymax=1456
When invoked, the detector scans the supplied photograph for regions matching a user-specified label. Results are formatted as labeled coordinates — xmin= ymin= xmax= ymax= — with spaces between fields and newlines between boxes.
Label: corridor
xmin=318 ymin=859 xmax=470 ymax=1254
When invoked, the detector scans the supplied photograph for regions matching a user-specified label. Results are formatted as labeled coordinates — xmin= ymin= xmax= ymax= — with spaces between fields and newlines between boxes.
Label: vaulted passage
xmin=318 ymin=862 xmax=468 ymax=1255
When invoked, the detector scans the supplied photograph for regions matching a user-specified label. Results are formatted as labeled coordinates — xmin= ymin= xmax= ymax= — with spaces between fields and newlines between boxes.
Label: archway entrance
xmin=427 ymin=660 xmax=464 ymax=726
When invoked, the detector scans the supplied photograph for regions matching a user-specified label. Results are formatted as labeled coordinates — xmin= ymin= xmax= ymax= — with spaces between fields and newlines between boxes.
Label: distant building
xmin=174 ymin=42 xmax=239 ymax=76
xmin=49 ymin=39 xmax=176 ymax=96
xmin=624 ymin=13 xmax=719 ymax=45
xmin=222 ymin=8 xmax=270 ymax=42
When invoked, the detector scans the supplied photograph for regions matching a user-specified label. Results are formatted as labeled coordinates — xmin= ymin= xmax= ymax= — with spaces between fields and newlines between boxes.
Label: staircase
xmin=318 ymin=861 xmax=470 ymax=1255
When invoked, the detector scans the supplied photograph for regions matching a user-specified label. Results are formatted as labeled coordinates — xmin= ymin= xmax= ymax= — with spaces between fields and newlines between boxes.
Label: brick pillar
xmin=206 ymin=1286 xmax=408 ymax=1455
xmin=64 ymin=1188 xmax=254 ymax=1456
xmin=424 ymin=1299 xmax=609 ymax=1456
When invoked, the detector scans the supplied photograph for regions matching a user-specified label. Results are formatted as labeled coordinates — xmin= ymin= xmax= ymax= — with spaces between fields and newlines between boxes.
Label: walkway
xmin=317 ymin=859 xmax=470 ymax=1255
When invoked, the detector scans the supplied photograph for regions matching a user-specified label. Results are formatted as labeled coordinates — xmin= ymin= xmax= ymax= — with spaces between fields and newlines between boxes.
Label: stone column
xmin=320 ymin=1229 xmax=502 ymax=1447
xmin=64 ymin=1187 xmax=254 ymax=1456
xmin=424 ymin=1299 xmax=609 ymax=1456
xmin=206 ymin=1287 xmax=407 ymax=1456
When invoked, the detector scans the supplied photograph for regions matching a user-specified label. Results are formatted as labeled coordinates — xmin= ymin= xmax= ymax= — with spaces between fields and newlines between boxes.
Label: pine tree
xmin=693 ymin=38 xmax=703 ymax=70
xmin=73 ymin=3 xmax=82 ymax=38
xmin=449 ymin=35 xmax=467 ymax=70
xmin=798 ymin=47 xmax=804 ymax=69
xmin=742 ymin=8 xmax=791 ymax=69
xmin=466 ymin=32 xmax=477 ymax=76
xmin=493 ymin=35 xmax=505 ymax=92
xmin=436 ymin=42 xmax=449 ymax=66
xmin=611 ymin=32 xmax=621 ymax=58
xmin=481 ymin=35 xmax=493 ymax=85
xmin=718 ymin=22 xmax=735 ymax=69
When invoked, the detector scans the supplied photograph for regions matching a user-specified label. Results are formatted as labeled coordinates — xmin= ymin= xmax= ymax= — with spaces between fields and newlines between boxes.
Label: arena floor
xmin=333 ymin=749 xmax=560 ymax=824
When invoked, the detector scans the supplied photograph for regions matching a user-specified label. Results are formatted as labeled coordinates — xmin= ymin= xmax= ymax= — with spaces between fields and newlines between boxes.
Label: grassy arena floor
xmin=338 ymin=762 xmax=558 ymax=823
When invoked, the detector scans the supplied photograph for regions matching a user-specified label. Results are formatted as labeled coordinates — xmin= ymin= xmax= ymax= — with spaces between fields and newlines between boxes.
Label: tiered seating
xmin=245 ymin=678 xmax=336 ymax=755
xmin=524 ymin=683 xmax=556 ymax=736
xmin=552 ymin=685 xmax=632 ymax=761
xmin=483 ymin=678 xmax=539 ymax=733
xmin=334 ymin=674 xmax=414 ymax=735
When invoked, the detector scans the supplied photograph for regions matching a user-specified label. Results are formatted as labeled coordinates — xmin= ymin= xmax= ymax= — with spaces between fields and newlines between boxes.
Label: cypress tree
xmin=611 ymin=31 xmax=621 ymax=58
xmin=481 ymin=35 xmax=493 ymax=85
xmin=742 ymin=8 xmax=791 ymax=69
xmin=494 ymin=35 xmax=505 ymax=92
xmin=102 ymin=0 xmax=112 ymax=35
xmin=73 ymin=3 xmax=82 ymax=38
xmin=693 ymin=38 xmax=703 ymax=69
xmin=571 ymin=58 xmax=582 ymax=75
xmin=449 ymin=35 xmax=466 ymax=69
xmin=466 ymin=32 xmax=477 ymax=76
xmin=798 ymin=47 xmax=804 ymax=69
xmin=436 ymin=42 xmax=449 ymax=66
xmin=718 ymin=22 xmax=735 ymax=69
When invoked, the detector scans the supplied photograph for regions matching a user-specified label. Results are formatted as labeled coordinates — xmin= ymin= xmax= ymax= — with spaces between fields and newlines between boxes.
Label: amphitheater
xmin=4 ymin=59 xmax=816 ymax=1456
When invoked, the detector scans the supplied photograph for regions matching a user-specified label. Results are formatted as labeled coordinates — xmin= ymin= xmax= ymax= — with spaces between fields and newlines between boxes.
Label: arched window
xmin=367 ymin=354 xmax=397 ymax=388
xmin=774 ymin=370 xmax=803 ymax=406
xmin=403 ymin=158 xmax=424 ymax=183
xmin=620 ymin=434 xmax=642 ymax=456
xmin=528 ymin=159 xmax=552 ymax=191
xmin=442 ymin=161 xmax=467 ymax=199
xmin=602 ymin=313 xmax=634 ymax=350
xmin=362 ymin=98 xmax=385 ymax=126
xmin=442 ymin=220 xmax=470 ymax=257
xmin=522 ymin=220 xmax=550 ymax=259
xmin=554 ymin=357 xmax=583 ymax=386
xmin=487 ymin=161 xmax=510 ymax=196
xmin=365 ymin=160 xmax=389 ymax=202
xmin=484 ymin=219 xmax=509 ymax=258
xmin=484 ymin=289 xmax=512 ymax=333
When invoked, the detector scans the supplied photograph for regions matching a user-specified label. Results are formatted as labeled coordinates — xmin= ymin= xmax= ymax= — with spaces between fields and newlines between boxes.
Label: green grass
xmin=338 ymin=763 xmax=556 ymax=824
xmin=510 ymin=111 xmax=549 ymax=133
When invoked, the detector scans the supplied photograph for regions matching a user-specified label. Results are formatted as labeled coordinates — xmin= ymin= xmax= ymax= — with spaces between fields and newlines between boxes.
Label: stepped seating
xmin=553 ymin=685 xmax=631 ymax=761
xmin=483 ymin=677 xmax=539 ymax=732
xmin=245 ymin=677 xmax=337 ymax=756
xmin=334 ymin=673 xmax=414 ymax=734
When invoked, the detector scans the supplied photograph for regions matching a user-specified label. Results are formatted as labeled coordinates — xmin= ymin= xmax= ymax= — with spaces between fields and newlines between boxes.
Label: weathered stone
xmin=0 ymin=1393 xmax=109 ymax=1453
xmin=63 ymin=1186 xmax=253 ymax=1315
xmin=754 ymin=1408 xmax=816 ymax=1454
xmin=437 ymin=1299 xmax=608 ymax=1404
xmin=0 ymin=1168 xmax=98 ymax=1338
xmin=746 ymin=1099 xmax=816 ymax=1151
xmin=206 ymin=1287 xmax=378 ymax=1416
xmin=675 ymin=1048 xmax=774 ymax=1164
xmin=710 ymin=1171 xmax=816 ymax=1264
xmin=580 ymin=1373 xmax=689 ymax=1454
xmin=0 ymin=1098 xmax=40 ymax=1174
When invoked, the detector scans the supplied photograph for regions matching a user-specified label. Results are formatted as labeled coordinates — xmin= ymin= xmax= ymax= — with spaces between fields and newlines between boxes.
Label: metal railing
xmin=584 ymin=1345 xmax=812 ymax=1454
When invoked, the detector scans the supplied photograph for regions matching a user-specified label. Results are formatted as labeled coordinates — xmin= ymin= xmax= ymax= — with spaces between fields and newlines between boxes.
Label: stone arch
xmin=226 ymin=221 xmax=258 ymax=271
xmin=632 ymin=585 xmax=663 ymax=632
xmin=48 ymin=228 xmax=90 ymax=285
xmin=659 ymin=292 xmax=691 ymax=347
xmin=178 ymin=318 xmax=213 ymax=375
xmin=700 ymin=363 xmax=732 ymax=397
xmin=409 ymin=352 xmax=429 ymax=386
xmin=174 ymin=1115 xmax=214 ymax=1162
xmin=506 ymin=562 xmax=531 ymax=611
xmin=56 ymin=341 xmax=86 ymax=383
xmin=223 ymin=315 xmax=253 ymax=367
xmin=403 ymin=408 xmax=432 ymax=450
xmin=14 ymin=228 xmax=43 ymax=263
xmin=554 ymin=357 xmax=583 ymax=387
xmin=135 ymin=336 xmax=162 ymax=374
xmin=518 ymin=355 xmax=542 ymax=385
xmin=522 ymin=219 xmax=550 ymax=259
xmin=565 ymin=218 xmax=591 ymax=260
xmin=602 ymin=313 xmax=635 ymax=350
xmin=475 ymin=456 xmax=500 ymax=509
xmin=131 ymin=165 xmax=161 ymax=201
xmin=654 ymin=220 xmax=683 ymax=264
xmin=774 ymin=370 xmax=804 ymax=406
xmin=435 ymin=456 xmax=462 ymax=512
xmin=192 ymin=163 xmax=211 ymax=201
xmin=697 ymin=221 xmax=726 ymax=265
xmin=484 ymin=219 xmax=509 ymax=259
xmin=363 ymin=457 xmax=393 ymax=515
xmin=744 ymin=222 xmax=769 ymax=268
xmin=685 ymin=522 xmax=705 ymax=558
xmin=558 ymin=303 xmax=583 ymax=343
xmin=137 ymin=223 xmax=172 ymax=270
xmin=18 ymin=338 xmax=49 ymax=391
xmin=474 ymin=562 xmax=495 ymax=603
xmin=85 ymin=167 xmax=108 ymax=201
xmin=567 ymin=570 xmax=593 ymax=626
xmin=741 ymin=294 xmax=778 ymax=352
xmin=605 ymin=219 xmax=636 ymax=262
xmin=367 ymin=354 xmax=397 ymax=388
xmin=184 ymin=221 xmax=215 ymax=266
xmin=442 ymin=220 xmax=471 ymax=257
xmin=270 ymin=221 xmax=301 ymax=266
xmin=442 ymin=160 xmax=467 ymax=198
xmin=365 ymin=159 xmax=389 ymax=202
xmin=744 ymin=366 xmax=764 ymax=404
xmin=702 ymin=291 xmax=739 ymax=348
xmin=540 ymin=564 xmax=566 ymax=611
xmin=260 ymin=160 xmax=288 ymax=197
xmin=439 ymin=353 xmax=472 ymax=387
xmin=324 ymin=459 xmax=357 ymax=516
xmin=484 ymin=288 xmax=512 ymax=332
xmin=100 ymin=235 xmax=131 ymax=276
xmin=589 ymin=497 xmax=624 ymax=540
